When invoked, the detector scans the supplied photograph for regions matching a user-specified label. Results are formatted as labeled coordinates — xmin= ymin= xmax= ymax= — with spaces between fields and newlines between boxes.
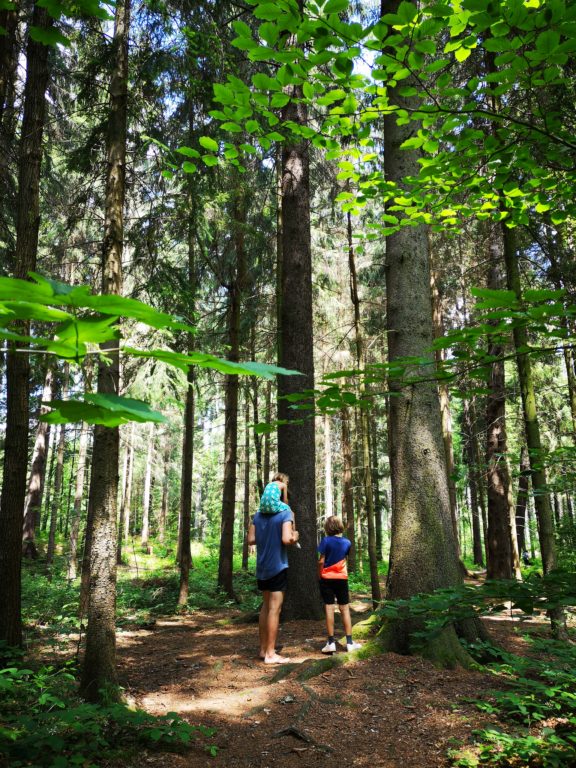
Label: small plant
xmin=0 ymin=658 xmax=217 ymax=767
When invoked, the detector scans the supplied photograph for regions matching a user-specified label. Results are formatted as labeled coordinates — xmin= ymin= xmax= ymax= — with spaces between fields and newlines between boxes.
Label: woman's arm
xmin=247 ymin=523 xmax=256 ymax=546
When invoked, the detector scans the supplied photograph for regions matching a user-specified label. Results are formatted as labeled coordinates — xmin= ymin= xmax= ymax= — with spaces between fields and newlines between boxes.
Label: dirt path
xmin=115 ymin=603 xmax=523 ymax=768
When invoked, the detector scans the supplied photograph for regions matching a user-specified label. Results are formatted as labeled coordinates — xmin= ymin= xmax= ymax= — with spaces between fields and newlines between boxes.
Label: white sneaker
xmin=321 ymin=641 xmax=336 ymax=654
xmin=346 ymin=641 xmax=362 ymax=652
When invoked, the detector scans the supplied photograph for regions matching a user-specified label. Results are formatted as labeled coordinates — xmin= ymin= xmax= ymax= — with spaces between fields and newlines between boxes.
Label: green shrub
xmin=0 ymin=657 xmax=216 ymax=768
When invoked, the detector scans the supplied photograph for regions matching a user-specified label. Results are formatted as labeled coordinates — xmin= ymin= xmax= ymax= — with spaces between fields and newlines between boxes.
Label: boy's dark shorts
xmin=257 ymin=568 xmax=288 ymax=593
xmin=319 ymin=578 xmax=350 ymax=605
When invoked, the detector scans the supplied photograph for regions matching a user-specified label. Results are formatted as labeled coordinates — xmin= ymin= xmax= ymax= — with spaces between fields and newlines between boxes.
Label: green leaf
xmin=324 ymin=0 xmax=348 ymax=13
xmin=41 ymin=394 xmax=166 ymax=426
xmin=28 ymin=25 xmax=70 ymax=47
xmin=199 ymin=136 xmax=218 ymax=152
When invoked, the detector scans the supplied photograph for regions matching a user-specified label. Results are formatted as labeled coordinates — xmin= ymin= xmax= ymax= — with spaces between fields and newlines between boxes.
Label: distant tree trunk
xmin=122 ymin=424 xmax=135 ymax=546
xmin=340 ymin=405 xmax=356 ymax=572
xmin=46 ymin=367 xmax=69 ymax=566
xmin=515 ymin=446 xmax=530 ymax=557
xmin=323 ymin=413 xmax=334 ymax=517
xmin=277 ymin=20 xmax=322 ymax=619
xmin=347 ymin=210 xmax=381 ymax=607
xmin=116 ymin=428 xmax=130 ymax=564
xmin=0 ymin=2 xmax=18 ymax=122
xmin=502 ymin=225 xmax=565 ymax=636
xmin=22 ymin=366 xmax=55 ymax=558
xmin=431 ymin=266 xmax=461 ymax=560
xmin=251 ymin=328 xmax=264 ymax=498
xmin=159 ymin=439 xmax=170 ymax=545
xmin=379 ymin=0 xmax=476 ymax=664
xmin=178 ymin=95 xmax=197 ymax=604
xmin=0 ymin=4 xmax=52 ymax=649
xmin=485 ymin=232 xmax=519 ymax=580
xmin=67 ymin=420 xmax=90 ymax=581
xmin=140 ymin=423 xmax=154 ymax=553
xmin=463 ymin=398 xmax=484 ymax=567
xmin=80 ymin=0 xmax=130 ymax=702
xmin=370 ymin=412 xmax=383 ymax=561
xmin=218 ymin=184 xmax=245 ymax=600
xmin=263 ymin=381 xmax=271 ymax=483
xmin=242 ymin=392 xmax=251 ymax=571
xmin=178 ymin=367 xmax=194 ymax=605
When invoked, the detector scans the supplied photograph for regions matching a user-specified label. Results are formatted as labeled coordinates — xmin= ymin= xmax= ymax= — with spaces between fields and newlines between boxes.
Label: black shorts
xmin=319 ymin=578 xmax=350 ymax=606
xmin=257 ymin=568 xmax=288 ymax=593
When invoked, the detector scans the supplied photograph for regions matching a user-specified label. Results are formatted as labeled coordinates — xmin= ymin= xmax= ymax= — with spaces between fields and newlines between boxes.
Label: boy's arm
xmin=318 ymin=554 xmax=325 ymax=578
xmin=279 ymin=481 xmax=288 ymax=503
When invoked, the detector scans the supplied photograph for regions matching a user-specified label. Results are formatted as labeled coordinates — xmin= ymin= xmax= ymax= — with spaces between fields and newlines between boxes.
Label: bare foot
xmin=259 ymin=645 xmax=283 ymax=660
xmin=263 ymin=653 xmax=290 ymax=664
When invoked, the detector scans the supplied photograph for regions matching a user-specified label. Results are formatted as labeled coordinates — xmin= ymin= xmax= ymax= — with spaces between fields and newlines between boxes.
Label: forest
xmin=1 ymin=0 xmax=576 ymax=765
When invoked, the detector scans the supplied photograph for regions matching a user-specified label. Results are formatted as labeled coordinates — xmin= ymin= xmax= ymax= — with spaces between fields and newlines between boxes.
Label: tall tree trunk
xmin=340 ymin=405 xmax=356 ymax=572
xmin=277 ymin=12 xmax=321 ymax=618
xmin=80 ymin=0 xmax=130 ymax=702
xmin=159 ymin=438 xmax=169 ymax=545
xmin=463 ymin=398 xmax=484 ymax=567
xmin=140 ymin=423 xmax=154 ymax=553
xmin=515 ymin=446 xmax=530 ymax=558
xmin=22 ymin=365 xmax=55 ymax=558
xmin=485 ymin=231 xmax=520 ymax=580
xmin=347 ymin=210 xmax=381 ymax=607
xmin=502 ymin=225 xmax=566 ymax=636
xmin=116 ymin=427 xmax=130 ymax=564
xmin=0 ymin=4 xmax=52 ymax=649
xmin=218 ymin=184 xmax=245 ymax=600
xmin=380 ymin=0 xmax=474 ymax=663
xmin=242 ymin=391 xmax=251 ymax=571
xmin=323 ymin=413 xmax=334 ymax=517
xmin=251 ymin=327 xmax=264 ymax=498
xmin=178 ymin=367 xmax=194 ymax=605
xmin=431 ymin=266 xmax=461 ymax=561
xmin=178 ymin=95 xmax=197 ymax=604
xmin=46 ymin=366 xmax=69 ymax=566
xmin=67 ymin=420 xmax=90 ymax=581
xmin=370 ymin=412 xmax=383 ymax=562
xmin=263 ymin=381 xmax=271 ymax=483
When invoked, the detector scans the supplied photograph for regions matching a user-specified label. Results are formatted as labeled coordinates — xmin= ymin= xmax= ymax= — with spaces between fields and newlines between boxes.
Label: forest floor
xmin=113 ymin=588 xmax=547 ymax=768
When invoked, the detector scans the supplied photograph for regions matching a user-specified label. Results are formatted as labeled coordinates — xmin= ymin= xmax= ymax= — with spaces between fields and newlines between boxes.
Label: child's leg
xmin=339 ymin=603 xmax=353 ymax=636
xmin=325 ymin=603 xmax=335 ymax=638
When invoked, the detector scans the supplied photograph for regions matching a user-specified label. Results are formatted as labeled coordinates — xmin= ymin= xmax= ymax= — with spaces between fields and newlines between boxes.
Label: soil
xmin=114 ymin=596 xmax=546 ymax=768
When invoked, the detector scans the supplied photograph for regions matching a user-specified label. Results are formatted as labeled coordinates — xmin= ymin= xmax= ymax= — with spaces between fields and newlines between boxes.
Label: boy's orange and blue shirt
xmin=318 ymin=535 xmax=351 ymax=579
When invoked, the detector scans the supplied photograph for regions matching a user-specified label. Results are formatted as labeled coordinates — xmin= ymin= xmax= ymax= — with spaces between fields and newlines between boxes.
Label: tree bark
xmin=323 ymin=413 xmax=334 ymax=517
xmin=22 ymin=365 xmax=55 ymax=558
xmin=485 ymin=230 xmax=520 ymax=580
xmin=380 ymin=0 xmax=475 ymax=664
xmin=80 ymin=0 xmax=130 ymax=702
xmin=140 ymin=423 xmax=154 ymax=553
xmin=242 ymin=390 xmax=251 ymax=571
xmin=277 ymin=16 xmax=322 ymax=618
xmin=67 ymin=419 xmax=90 ymax=581
xmin=217 ymin=183 xmax=245 ymax=600
xmin=463 ymin=398 xmax=484 ymax=567
xmin=515 ymin=445 xmax=530 ymax=557
xmin=340 ymin=405 xmax=356 ymax=572
xmin=46 ymin=366 xmax=69 ymax=566
xmin=502 ymin=225 xmax=566 ymax=636
xmin=347 ymin=210 xmax=381 ymax=607
xmin=0 ymin=4 xmax=52 ymax=649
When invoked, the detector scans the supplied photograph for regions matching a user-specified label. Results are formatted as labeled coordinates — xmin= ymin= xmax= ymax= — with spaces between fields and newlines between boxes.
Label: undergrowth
xmin=0 ymin=650 xmax=216 ymax=768
xmin=377 ymin=570 xmax=576 ymax=767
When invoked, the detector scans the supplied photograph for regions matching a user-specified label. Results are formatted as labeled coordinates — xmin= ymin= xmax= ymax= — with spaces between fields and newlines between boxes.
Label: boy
xmin=318 ymin=515 xmax=361 ymax=654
